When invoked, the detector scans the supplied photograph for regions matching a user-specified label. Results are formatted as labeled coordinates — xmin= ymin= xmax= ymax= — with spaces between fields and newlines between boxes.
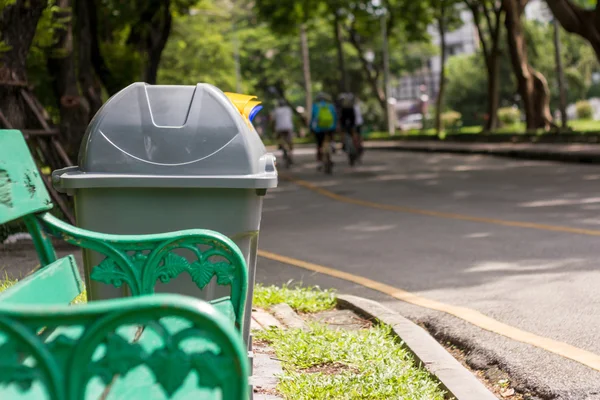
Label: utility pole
xmin=334 ymin=11 xmax=348 ymax=93
xmin=300 ymin=23 xmax=312 ymax=127
xmin=553 ymin=18 xmax=567 ymax=129
xmin=381 ymin=13 xmax=394 ymax=135
xmin=233 ymin=24 xmax=242 ymax=93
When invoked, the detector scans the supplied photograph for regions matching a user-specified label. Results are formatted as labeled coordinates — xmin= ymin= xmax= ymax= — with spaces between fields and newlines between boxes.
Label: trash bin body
xmin=53 ymin=82 xmax=277 ymax=345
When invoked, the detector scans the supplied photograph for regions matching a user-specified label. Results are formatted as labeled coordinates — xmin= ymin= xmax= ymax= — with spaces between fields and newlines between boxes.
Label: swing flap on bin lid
xmin=53 ymin=82 xmax=277 ymax=191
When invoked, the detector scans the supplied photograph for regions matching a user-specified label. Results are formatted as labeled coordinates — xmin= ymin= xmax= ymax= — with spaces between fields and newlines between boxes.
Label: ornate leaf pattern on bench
xmin=146 ymin=347 xmax=192 ymax=396
xmin=193 ymin=352 xmax=237 ymax=390
xmin=91 ymin=259 xmax=130 ymax=289
xmin=157 ymin=253 xmax=189 ymax=284
xmin=0 ymin=341 xmax=40 ymax=391
xmin=0 ymin=298 xmax=247 ymax=400
xmin=213 ymin=262 xmax=237 ymax=286
xmin=89 ymin=242 xmax=239 ymax=296
xmin=39 ymin=214 xmax=248 ymax=330
xmin=45 ymin=334 xmax=78 ymax=372
xmin=189 ymin=261 xmax=217 ymax=289
xmin=92 ymin=334 xmax=145 ymax=383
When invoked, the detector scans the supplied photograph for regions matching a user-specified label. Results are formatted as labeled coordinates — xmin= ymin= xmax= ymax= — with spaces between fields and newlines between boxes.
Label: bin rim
xmin=52 ymin=166 xmax=278 ymax=192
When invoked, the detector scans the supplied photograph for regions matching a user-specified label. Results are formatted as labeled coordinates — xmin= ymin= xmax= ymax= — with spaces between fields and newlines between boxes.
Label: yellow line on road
xmin=258 ymin=249 xmax=600 ymax=372
xmin=265 ymin=174 xmax=600 ymax=370
xmin=283 ymin=175 xmax=600 ymax=237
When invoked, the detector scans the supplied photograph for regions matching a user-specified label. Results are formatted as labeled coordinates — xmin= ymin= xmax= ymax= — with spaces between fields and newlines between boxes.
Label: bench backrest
xmin=0 ymin=130 xmax=53 ymax=225
xmin=0 ymin=130 xmax=248 ymax=330
xmin=0 ymin=255 xmax=84 ymax=305
xmin=41 ymin=213 xmax=248 ymax=329
xmin=0 ymin=265 xmax=248 ymax=400
xmin=0 ymin=130 xmax=57 ymax=266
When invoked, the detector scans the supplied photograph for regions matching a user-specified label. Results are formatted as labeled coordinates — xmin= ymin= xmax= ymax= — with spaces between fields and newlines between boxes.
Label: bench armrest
xmin=36 ymin=213 xmax=247 ymax=329
xmin=0 ymin=294 xmax=248 ymax=400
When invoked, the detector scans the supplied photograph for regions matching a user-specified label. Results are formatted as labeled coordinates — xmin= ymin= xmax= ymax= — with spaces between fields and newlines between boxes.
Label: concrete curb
xmin=271 ymin=303 xmax=309 ymax=330
xmin=337 ymin=294 xmax=497 ymax=400
xmin=253 ymin=308 xmax=284 ymax=330
xmin=365 ymin=141 xmax=600 ymax=164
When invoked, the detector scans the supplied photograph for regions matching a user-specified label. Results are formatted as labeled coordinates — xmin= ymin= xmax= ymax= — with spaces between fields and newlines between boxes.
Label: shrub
xmin=498 ymin=107 xmax=521 ymax=126
xmin=441 ymin=111 xmax=462 ymax=129
xmin=576 ymin=100 xmax=593 ymax=120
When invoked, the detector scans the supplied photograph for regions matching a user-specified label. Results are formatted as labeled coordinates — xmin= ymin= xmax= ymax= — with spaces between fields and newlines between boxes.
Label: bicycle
xmin=277 ymin=131 xmax=293 ymax=169
xmin=320 ymin=131 xmax=334 ymax=174
xmin=343 ymin=126 xmax=362 ymax=167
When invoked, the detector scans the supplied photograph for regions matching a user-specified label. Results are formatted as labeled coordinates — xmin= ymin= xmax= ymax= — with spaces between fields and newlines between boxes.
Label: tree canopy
xmin=1 ymin=0 xmax=600 ymax=149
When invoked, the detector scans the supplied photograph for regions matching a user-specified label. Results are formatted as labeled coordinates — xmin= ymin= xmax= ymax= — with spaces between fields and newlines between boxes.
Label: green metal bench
xmin=0 ymin=255 xmax=249 ymax=399
xmin=0 ymin=129 xmax=252 ymax=398
xmin=0 ymin=129 xmax=248 ymax=332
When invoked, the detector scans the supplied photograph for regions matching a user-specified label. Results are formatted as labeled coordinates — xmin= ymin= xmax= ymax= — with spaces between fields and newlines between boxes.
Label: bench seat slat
xmin=0 ymin=255 xmax=83 ymax=305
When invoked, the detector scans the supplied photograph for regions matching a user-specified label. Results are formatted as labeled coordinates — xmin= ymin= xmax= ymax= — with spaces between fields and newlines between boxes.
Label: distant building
xmin=428 ymin=7 xmax=479 ymax=89
xmin=392 ymin=1 xmax=548 ymax=121
xmin=391 ymin=5 xmax=478 ymax=118
xmin=525 ymin=0 xmax=552 ymax=23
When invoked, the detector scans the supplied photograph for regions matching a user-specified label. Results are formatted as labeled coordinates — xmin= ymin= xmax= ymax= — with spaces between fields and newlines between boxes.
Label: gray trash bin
xmin=52 ymin=82 xmax=277 ymax=344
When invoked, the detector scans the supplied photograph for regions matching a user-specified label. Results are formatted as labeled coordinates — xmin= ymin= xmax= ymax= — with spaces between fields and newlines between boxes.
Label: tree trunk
xmin=553 ymin=18 xmax=567 ymax=129
xmin=75 ymin=0 xmax=104 ymax=117
xmin=300 ymin=23 xmax=312 ymax=128
xmin=465 ymin=1 xmax=503 ymax=131
xmin=125 ymin=0 xmax=173 ymax=84
xmin=0 ymin=0 xmax=47 ymax=129
xmin=485 ymin=49 xmax=500 ymax=130
xmin=546 ymin=0 xmax=600 ymax=63
xmin=381 ymin=14 xmax=393 ymax=135
xmin=435 ymin=15 xmax=447 ymax=134
xmin=142 ymin=0 xmax=172 ymax=83
xmin=503 ymin=0 xmax=553 ymax=130
xmin=47 ymin=0 xmax=90 ymax=159
xmin=334 ymin=11 xmax=348 ymax=93
xmin=77 ymin=0 xmax=119 ymax=96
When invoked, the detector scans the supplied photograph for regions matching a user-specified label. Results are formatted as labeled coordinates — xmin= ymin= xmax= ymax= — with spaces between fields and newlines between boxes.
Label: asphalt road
xmin=256 ymin=147 xmax=600 ymax=400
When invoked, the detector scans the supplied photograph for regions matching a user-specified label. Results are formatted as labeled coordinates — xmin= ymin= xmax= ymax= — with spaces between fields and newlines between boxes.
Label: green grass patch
xmin=569 ymin=119 xmax=600 ymax=132
xmin=253 ymin=283 xmax=336 ymax=313
xmin=71 ymin=290 xmax=88 ymax=304
xmin=256 ymin=323 xmax=447 ymax=400
xmin=262 ymin=136 xmax=315 ymax=146
xmin=261 ymin=119 xmax=600 ymax=147
xmin=362 ymin=119 xmax=600 ymax=140
xmin=0 ymin=274 xmax=17 ymax=293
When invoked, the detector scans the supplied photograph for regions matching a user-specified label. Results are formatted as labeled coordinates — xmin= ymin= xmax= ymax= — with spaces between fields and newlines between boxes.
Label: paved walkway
xmin=251 ymin=310 xmax=283 ymax=400
xmin=257 ymin=148 xmax=600 ymax=399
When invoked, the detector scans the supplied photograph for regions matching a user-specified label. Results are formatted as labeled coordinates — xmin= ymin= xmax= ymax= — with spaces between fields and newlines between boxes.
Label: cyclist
xmin=338 ymin=92 xmax=361 ymax=166
xmin=272 ymin=99 xmax=294 ymax=168
xmin=311 ymin=92 xmax=337 ymax=172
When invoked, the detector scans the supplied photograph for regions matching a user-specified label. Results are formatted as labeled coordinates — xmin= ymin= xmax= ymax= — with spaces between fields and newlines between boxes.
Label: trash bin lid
xmin=53 ymin=83 xmax=277 ymax=191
